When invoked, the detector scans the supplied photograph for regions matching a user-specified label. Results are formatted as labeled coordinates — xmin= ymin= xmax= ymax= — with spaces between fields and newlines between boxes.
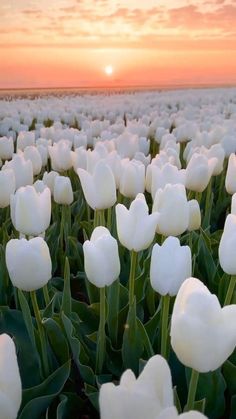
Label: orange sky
xmin=0 ymin=0 xmax=236 ymax=88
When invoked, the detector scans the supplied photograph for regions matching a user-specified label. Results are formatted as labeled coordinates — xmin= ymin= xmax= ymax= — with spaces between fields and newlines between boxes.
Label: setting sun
xmin=104 ymin=65 xmax=113 ymax=76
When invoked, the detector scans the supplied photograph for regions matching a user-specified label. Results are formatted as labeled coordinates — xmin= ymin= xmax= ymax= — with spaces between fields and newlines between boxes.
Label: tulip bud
xmin=99 ymin=355 xmax=174 ymax=419
xmin=185 ymin=153 xmax=217 ymax=192
xmin=23 ymin=146 xmax=42 ymax=176
xmin=6 ymin=237 xmax=52 ymax=291
xmin=188 ymin=199 xmax=201 ymax=231
xmin=48 ymin=140 xmax=73 ymax=172
xmin=119 ymin=159 xmax=145 ymax=199
xmin=219 ymin=214 xmax=236 ymax=275
xmin=17 ymin=131 xmax=35 ymax=151
xmin=10 ymin=185 xmax=51 ymax=236
xmin=0 ymin=333 xmax=22 ymax=419
xmin=54 ymin=176 xmax=73 ymax=205
xmin=78 ymin=160 xmax=116 ymax=210
xmin=0 ymin=169 xmax=16 ymax=208
xmin=83 ymin=227 xmax=120 ymax=287
xmin=116 ymin=193 xmax=159 ymax=251
xmin=150 ymin=237 xmax=192 ymax=296
xmin=150 ymin=163 xmax=186 ymax=199
xmin=153 ymin=184 xmax=189 ymax=237
xmin=170 ymin=277 xmax=236 ymax=372
xmin=2 ymin=154 xmax=33 ymax=189
xmin=0 ymin=136 xmax=14 ymax=160
xmin=42 ymin=171 xmax=59 ymax=196
xmin=225 ymin=153 xmax=236 ymax=195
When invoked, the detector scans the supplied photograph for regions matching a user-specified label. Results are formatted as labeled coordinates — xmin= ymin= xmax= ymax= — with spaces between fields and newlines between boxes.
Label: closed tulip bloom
xmin=0 ymin=334 xmax=22 ymax=419
xmin=10 ymin=185 xmax=51 ymax=236
xmin=23 ymin=146 xmax=42 ymax=176
xmin=42 ymin=171 xmax=59 ymax=196
xmin=153 ymin=184 xmax=189 ymax=237
xmin=0 ymin=169 xmax=16 ymax=208
xmin=36 ymin=144 xmax=48 ymax=167
xmin=119 ymin=159 xmax=145 ymax=199
xmin=188 ymin=200 xmax=201 ymax=231
xmin=99 ymin=355 xmax=174 ymax=419
xmin=219 ymin=214 xmax=236 ymax=275
xmin=17 ymin=131 xmax=35 ymax=151
xmin=54 ymin=176 xmax=73 ymax=205
xmin=170 ymin=277 xmax=236 ymax=372
xmin=150 ymin=237 xmax=192 ymax=296
xmin=48 ymin=140 xmax=73 ymax=172
xmin=185 ymin=153 xmax=217 ymax=192
xmin=78 ymin=160 xmax=116 ymax=210
xmin=6 ymin=237 xmax=52 ymax=291
xmin=225 ymin=153 xmax=236 ymax=195
xmin=116 ymin=193 xmax=159 ymax=251
xmin=2 ymin=154 xmax=33 ymax=189
xmin=151 ymin=163 xmax=186 ymax=199
xmin=0 ymin=136 xmax=14 ymax=160
xmin=83 ymin=227 xmax=120 ymax=287
xmin=115 ymin=131 xmax=139 ymax=159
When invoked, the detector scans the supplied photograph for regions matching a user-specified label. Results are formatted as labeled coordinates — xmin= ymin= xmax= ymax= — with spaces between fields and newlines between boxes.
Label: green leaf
xmin=222 ymin=360 xmax=236 ymax=395
xmin=122 ymin=299 xmax=144 ymax=374
xmin=19 ymin=361 xmax=71 ymax=419
xmin=107 ymin=279 xmax=119 ymax=347
xmin=43 ymin=317 xmax=70 ymax=365
xmin=61 ymin=258 xmax=71 ymax=317
xmin=136 ymin=318 xmax=154 ymax=358
xmin=17 ymin=290 xmax=38 ymax=358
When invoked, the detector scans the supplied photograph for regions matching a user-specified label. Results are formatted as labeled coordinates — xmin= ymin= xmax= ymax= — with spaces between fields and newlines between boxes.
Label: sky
xmin=0 ymin=0 xmax=236 ymax=88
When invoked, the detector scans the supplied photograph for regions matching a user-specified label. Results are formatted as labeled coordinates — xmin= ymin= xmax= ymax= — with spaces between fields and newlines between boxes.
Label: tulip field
xmin=1 ymin=87 xmax=236 ymax=419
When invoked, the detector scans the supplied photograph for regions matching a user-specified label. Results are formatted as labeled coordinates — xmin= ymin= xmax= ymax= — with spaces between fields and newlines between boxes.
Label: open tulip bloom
xmin=171 ymin=277 xmax=236 ymax=410
xmin=0 ymin=334 xmax=22 ymax=419
xmin=99 ymin=354 xmax=207 ymax=419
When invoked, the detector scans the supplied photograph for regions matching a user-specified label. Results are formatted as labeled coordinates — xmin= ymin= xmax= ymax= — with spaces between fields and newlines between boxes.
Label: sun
xmin=104 ymin=65 xmax=113 ymax=76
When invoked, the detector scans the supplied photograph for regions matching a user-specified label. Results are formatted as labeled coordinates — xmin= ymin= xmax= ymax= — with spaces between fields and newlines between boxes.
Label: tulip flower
xmin=150 ymin=237 xmax=191 ymax=357
xmin=0 ymin=136 xmax=14 ymax=161
xmin=17 ymin=131 xmax=35 ymax=151
xmin=83 ymin=227 xmax=120 ymax=372
xmin=23 ymin=146 xmax=42 ymax=176
xmin=2 ymin=154 xmax=33 ymax=189
xmin=99 ymin=355 xmax=174 ymax=419
xmin=83 ymin=226 xmax=120 ymax=288
xmin=185 ymin=153 xmax=217 ymax=193
xmin=48 ymin=140 xmax=73 ymax=172
xmin=10 ymin=184 xmax=51 ymax=236
xmin=171 ymin=277 xmax=236 ymax=410
xmin=78 ymin=160 xmax=117 ymax=210
xmin=153 ymin=184 xmax=189 ymax=237
xmin=42 ymin=171 xmax=59 ymax=196
xmin=6 ymin=237 xmax=52 ymax=377
xmin=219 ymin=214 xmax=236 ymax=304
xmin=0 ymin=334 xmax=22 ymax=419
xmin=150 ymin=237 xmax=192 ymax=297
xmin=171 ymin=277 xmax=236 ymax=372
xmin=225 ymin=153 xmax=236 ymax=195
xmin=54 ymin=176 xmax=73 ymax=205
xmin=116 ymin=193 xmax=158 ymax=305
xmin=119 ymin=159 xmax=145 ymax=199
xmin=188 ymin=200 xmax=201 ymax=231
xmin=0 ymin=169 xmax=16 ymax=208
xmin=6 ymin=237 xmax=52 ymax=292
xmin=150 ymin=163 xmax=186 ymax=199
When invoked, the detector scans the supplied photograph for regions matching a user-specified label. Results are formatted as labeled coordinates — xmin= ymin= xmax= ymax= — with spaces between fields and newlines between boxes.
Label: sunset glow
xmin=0 ymin=0 xmax=236 ymax=88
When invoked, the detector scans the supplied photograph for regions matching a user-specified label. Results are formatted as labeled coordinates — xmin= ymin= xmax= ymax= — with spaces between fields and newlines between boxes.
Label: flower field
xmin=1 ymin=87 xmax=236 ymax=418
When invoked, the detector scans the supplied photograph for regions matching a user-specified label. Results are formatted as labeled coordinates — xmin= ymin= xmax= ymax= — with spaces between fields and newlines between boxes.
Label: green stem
xmin=224 ymin=275 xmax=236 ymax=306
xmin=186 ymin=369 xmax=199 ymax=411
xmin=43 ymin=284 xmax=50 ymax=306
xmin=30 ymin=290 xmax=49 ymax=377
xmin=129 ymin=251 xmax=138 ymax=307
xmin=203 ymin=178 xmax=212 ymax=228
xmin=96 ymin=286 xmax=106 ymax=373
xmin=161 ymin=294 xmax=170 ymax=359
xmin=94 ymin=209 xmax=100 ymax=228
xmin=195 ymin=191 xmax=202 ymax=206
xmin=107 ymin=207 xmax=112 ymax=231
xmin=99 ymin=209 xmax=105 ymax=226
